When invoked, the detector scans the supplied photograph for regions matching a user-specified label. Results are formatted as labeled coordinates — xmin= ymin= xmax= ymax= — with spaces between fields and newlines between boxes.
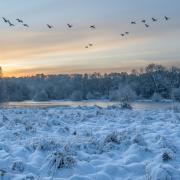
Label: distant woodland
xmin=0 ymin=64 xmax=180 ymax=102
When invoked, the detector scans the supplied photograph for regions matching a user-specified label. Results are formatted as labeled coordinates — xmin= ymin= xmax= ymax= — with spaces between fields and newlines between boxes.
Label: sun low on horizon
xmin=0 ymin=0 xmax=180 ymax=77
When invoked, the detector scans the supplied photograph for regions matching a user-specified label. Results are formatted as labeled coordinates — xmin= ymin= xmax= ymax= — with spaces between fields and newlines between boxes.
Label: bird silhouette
xmin=47 ymin=24 xmax=53 ymax=29
xmin=165 ymin=16 xmax=170 ymax=21
xmin=89 ymin=43 xmax=93 ymax=47
xmin=67 ymin=24 xmax=73 ymax=28
xmin=85 ymin=46 xmax=89 ymax=49
xmin=90 ymin=25 xmax=96 ymax=29
xmin=125 ymin=32 xmax=129 ymax=35
xmin=121 ymin=34 xmax=125 ymax=37
xmin=16 ymin=18 xmax=23 ymax=23
xmin=142 ymin=20 xmax=146 ymax=23
xmin=152 ymin=18 xmax=157 ymax=22
xmin=2 ymin=17 xmax=9 ymax=23
xmin=145 ymin=24 xmax=149 ymax=28
xmin=23 ymin=24 xmax=29 ymax=27
xmin=8 ymin=22 xmax=15 ymax=27
xmin=7 ymin=20 xmax=15 ymax=26
xmin=131 ymin=21 xmax=136 ymax=24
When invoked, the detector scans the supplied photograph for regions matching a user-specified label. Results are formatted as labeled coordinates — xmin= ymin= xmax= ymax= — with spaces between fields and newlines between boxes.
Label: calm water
xmin=1 ymin=100 xmax=180 ymax=110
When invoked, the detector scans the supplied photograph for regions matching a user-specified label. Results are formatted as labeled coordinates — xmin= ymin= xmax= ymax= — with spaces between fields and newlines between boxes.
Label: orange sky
xmin=0 ymin=0 xmax=180 ymax=77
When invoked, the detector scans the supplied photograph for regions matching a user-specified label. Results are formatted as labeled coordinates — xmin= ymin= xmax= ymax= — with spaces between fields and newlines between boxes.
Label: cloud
xmin=0 ymin=0 xmax=180 ymax=76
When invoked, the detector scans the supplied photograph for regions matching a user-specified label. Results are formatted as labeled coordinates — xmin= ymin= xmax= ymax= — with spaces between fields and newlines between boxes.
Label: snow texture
xmin=0 ymin=105 xmax=180 ymax=179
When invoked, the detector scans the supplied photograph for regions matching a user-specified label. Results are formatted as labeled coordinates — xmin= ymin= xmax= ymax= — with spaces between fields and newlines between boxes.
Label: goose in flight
xmin=8 ymin=22 xmax=15 ymax=27
xmin=23 ymin=24 xmax=29 ymax=27
xmin=145 ymin=24 xmax=149 ymax=28
xmin=47 ymin=24 xmax=53 ymax=29
xmin=90 ymin=25 xmax=96 ymax=29
xmin=121 ymin=34 xmax=125 ymax=37
xmin=165 ymin=16 xmax=170 ymax=21
xmin=89 ymin=43 xmax=93 ymax=47
xmin=16 ymin=18 xmax=23 ymax=23
xmin=131 ymin=21 xmax=136 ymax=24
xmin=142 ymin=20 xmax=146 ymax=23
xmin=67 ymin=24 xmax=73 ymax=28
xmin=125 ymin=32 xmax=129 ymax=35
xmin=152 ymin=18 xmax=157 ymax=22
xmin=85 ymin=46 xmax=89 ymax=49
xmin=2 ymin=17 xmax=9 ymax=23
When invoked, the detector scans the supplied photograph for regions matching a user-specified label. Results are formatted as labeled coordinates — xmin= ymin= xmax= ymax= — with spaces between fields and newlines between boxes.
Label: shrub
xmin=104 ymin=132 xmax=120 ymax=144
xmin=48 ymin=151 xmax=76 ymax=170
xmin=109 ymin=84 xmax=136 ymax=102
xmin=120 ymin=102 xmax=132 ymax=109
xmin=162 ymin=149 xmax=174 ymax=162
xmin=162 ymin=152 xmax=172 ymax=162
xmin=0 ymin=169 xmax=6 ymax=177
xmin=151 ymin=93 xmax=163 ymax=102
xmin=27 ymin=138 xmax=62 ymax=151
xmin=11 ymin=161 xmax=25 ymax=172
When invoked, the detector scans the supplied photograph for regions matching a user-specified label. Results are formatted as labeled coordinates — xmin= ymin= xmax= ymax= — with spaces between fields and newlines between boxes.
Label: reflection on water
xmin=1 ymin=100 xmax=180 ymax=110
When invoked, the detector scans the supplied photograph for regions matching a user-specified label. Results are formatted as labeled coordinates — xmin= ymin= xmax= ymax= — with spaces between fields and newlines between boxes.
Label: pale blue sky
xmin=0 ymin=0 xmax=180 ymax=76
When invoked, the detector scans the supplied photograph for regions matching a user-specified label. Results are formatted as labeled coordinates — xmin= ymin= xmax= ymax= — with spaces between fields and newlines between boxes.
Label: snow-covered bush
xmin=22 ymin=174 xmax=36 ymax=180
xmin=103 ymin=131 xmax=130 ymax=146
xmin=132 ymin=134 xmax=146 ymax=146
xmin=162 ymin=149 xmax=174 ymax=162
xmin=11 ymin=161 xmax=25 ymax=172
xmin=145 ymin=163 xmax=180 ymax=180
xmin=0 ymin=169 xmax=6 ymax=177
xmin=107 ymin=102 xmax=132 ymax=110
xmin=25 ymin=124 xmax=36 ymax=133
xmin=109 ymin=84 xmax=136 ymax=102
xmin=83 ymin=131 xmax=130 ymax=153
xmin=48 ymin=151 xmax=76 ymax=170
xmin=162 ymin=152 xmax=172 ymax=162
xmin=104 ymin=132 xmax=120 ymax=144
xmin=151 ymin=92 xmax=163 ymax=102
xmin=157 ymin=136 xmax=177 ymax=153
xmin=120 ymin=101 xmax=132 ymax=109
xmin=27 ymin=138 xmax=62 ymax=151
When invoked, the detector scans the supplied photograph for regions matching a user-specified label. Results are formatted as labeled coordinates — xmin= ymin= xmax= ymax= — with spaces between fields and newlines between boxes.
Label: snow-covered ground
xmin=0 ymin=106 xmax=180 ymax=179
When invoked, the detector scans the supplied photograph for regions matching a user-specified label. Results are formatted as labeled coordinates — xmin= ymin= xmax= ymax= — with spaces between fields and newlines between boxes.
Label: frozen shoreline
xmin=0 ymin=106 xmax=180 ymax=179
xmin=1 ymin=100 xmax=180 ymax=111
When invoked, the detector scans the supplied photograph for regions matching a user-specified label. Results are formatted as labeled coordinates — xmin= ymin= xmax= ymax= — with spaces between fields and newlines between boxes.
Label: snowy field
xmin=0 ymin=105 xmax=180 ymax=179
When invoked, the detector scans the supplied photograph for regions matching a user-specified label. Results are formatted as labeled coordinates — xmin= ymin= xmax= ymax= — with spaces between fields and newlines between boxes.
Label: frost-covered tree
xmin=109 ymin=84 xmax=136 ymax=102
xmin=70 ymin=90 xmax=83 ymax=101
xmin=33 ymin=90 xmax=49 ymax=101
xmin=172 ymin=88 xmax=180 ymax=101
xmin=0 ymin=64 xmax=179 ymax=102
xmin=151 ymin=93 xmax=163 ymax=102
xmin=86 ymin=92 xmax=95 ymax=100
xmin=0 ymin=67 xmax=8 ymax=102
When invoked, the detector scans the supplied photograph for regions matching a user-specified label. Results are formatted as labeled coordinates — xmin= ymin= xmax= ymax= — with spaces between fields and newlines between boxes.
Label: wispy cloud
xmin=0 ymin=0 xmax=180 ymax=76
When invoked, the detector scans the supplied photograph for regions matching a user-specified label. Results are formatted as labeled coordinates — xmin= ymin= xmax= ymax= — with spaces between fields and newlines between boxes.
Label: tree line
xmin=0 ymin=64 xmax=180 ymax=102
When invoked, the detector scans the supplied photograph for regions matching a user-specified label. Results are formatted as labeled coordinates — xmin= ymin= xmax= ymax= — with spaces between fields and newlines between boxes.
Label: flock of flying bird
xmin=2 ymin=16 xmax=170 ymax=48
xmin=2 ymin=17 xmax=96 ymax=49
xmin=120 ymin=16 xmax=170 ymax=37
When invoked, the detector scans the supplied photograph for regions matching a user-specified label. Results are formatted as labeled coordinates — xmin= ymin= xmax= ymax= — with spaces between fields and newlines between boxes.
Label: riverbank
xmin=1 ymin=99 xmax=179 ymax=110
